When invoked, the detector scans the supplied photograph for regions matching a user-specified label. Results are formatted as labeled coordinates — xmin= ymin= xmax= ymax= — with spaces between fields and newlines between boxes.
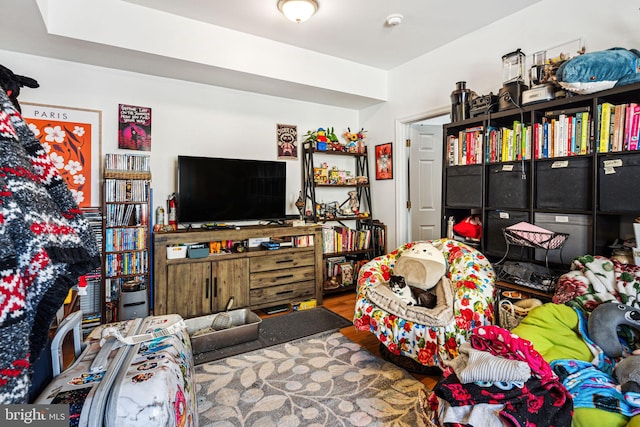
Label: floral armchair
xmin=354 ymin=239 xmax=496 ymax=368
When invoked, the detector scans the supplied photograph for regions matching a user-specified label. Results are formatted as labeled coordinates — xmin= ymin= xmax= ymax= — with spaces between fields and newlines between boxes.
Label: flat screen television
xmin=177 ymin=155 xmax=286 ymax=224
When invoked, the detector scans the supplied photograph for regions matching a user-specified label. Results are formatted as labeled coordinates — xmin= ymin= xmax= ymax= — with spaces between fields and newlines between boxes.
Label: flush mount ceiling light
xmin=278 ymin=0 xmax=318 ymax=23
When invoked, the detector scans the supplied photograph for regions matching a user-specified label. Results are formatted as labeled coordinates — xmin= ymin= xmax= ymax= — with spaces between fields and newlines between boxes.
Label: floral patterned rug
xmin=195 ymin=330 xmax=427 ymax=426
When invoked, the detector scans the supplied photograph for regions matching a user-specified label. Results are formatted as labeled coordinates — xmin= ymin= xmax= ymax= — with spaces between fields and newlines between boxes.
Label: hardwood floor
xmin=322 ymin=291 xmax=440 ymax=390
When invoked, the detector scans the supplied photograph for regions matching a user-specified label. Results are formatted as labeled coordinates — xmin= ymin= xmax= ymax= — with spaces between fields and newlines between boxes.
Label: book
xmin=630 ymin=104 xmax=640 ymax=151
xmin=599 ymin=102 xmax=613 ymax=152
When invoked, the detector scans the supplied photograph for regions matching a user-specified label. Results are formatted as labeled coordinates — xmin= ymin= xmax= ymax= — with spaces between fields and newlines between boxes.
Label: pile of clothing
xmin=424 ymin=325 xmax=573 ymax=426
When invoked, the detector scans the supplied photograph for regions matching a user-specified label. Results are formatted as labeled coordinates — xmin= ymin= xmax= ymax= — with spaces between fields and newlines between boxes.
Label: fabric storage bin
xmin=599 ymin=153 xmax=640 ymax=212
xmin=446 ymin=164 xmax=482 ymax=208
xmin=485 ymin=210 xmax=530 ymax=258
xmin=536 ymin=157 xmax=592 ymax=211
xmin=534 ymin=213 xmax=592 ymax=265
xmin=487 ymin=162 xmax=529 ymax=209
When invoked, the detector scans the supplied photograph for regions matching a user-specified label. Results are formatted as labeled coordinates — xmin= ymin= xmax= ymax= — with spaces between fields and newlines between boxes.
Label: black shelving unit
xmin=301 ymin=144 xmax=386 ymax=294
xmin=442 ymin=81 xmax=640 ymax=272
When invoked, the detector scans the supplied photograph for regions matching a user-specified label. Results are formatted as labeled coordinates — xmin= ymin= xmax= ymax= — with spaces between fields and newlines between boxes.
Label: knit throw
xmin=0 ymin=87 xmax=101 ymax=403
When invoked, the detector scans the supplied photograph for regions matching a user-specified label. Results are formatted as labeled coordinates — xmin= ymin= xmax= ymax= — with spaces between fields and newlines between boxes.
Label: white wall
xmin=363 ymin=0 xmax=640 ymax=248
xmin=0 ymin=50 xmax=359 ymax=219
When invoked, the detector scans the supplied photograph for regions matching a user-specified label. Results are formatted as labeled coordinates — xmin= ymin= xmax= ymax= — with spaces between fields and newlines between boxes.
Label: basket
xmin=498 ymin=298 xmax=542 ymax=330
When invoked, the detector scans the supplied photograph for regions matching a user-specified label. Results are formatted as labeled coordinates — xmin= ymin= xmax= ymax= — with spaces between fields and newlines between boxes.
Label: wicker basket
xmin=498 ymin=298 xmax=542 ymax=330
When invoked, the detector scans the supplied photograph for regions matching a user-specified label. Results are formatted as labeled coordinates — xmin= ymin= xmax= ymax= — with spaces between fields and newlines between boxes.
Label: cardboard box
xmin=290 ymin=299 xmax=317 ymax=311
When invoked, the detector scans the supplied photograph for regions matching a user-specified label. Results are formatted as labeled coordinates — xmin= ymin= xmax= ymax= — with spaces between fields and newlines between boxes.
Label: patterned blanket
xmin=553 ymin=255 xmax=640 ymax=313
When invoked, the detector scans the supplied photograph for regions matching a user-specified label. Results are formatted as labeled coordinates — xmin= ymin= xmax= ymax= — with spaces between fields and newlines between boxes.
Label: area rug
xmin=194 ymin=306 xmax=353 ymax=365
xmin=195 ymin=330 xmax=428 ymax=427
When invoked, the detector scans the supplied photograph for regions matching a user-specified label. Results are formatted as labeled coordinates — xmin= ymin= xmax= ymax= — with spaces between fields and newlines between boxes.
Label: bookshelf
xmin=301 ymin=144 xmax=386 ymax=294
xmin=102 ymin=153 xmax=151 ymax=322
xmin=442 ymin=81 xmax=640 ymax=272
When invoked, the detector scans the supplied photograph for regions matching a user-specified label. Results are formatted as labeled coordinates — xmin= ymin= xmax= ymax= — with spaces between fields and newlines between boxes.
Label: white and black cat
xmin=389 ymin=274 xmax=437 ymax=309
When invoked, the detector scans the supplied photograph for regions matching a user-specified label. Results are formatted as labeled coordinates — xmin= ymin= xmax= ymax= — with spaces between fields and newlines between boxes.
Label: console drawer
xmin=250 ymin=249 xmax=315 ymax=273
xmin=250 ymin=281 xmax=315 ymax=307
xmin=250 ymin=265 xmax=315 ymax=289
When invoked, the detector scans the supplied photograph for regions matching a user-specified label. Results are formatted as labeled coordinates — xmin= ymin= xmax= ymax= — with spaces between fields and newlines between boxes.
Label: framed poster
xmin=276 ymin=123 xmax=298 ymax=160
xmin=21 ymin=103 xmax=102 ymax=207
xmin=118 ymin=104 xmax=151 ymax=151
xmin=375 ymin=142 xmax=393 ymax=180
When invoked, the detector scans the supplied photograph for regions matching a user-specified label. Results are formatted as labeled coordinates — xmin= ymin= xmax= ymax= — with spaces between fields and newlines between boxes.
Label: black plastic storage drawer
xmin=536 ymin=157 xmax=592 ymax=211
xmin=599 ymin=153 xmax=640 ymax=212
xmin=446 ymin=164 xmax=482 ymax=208
xmin=487 ymin=162 xmax=529 ymax=209
xmin=485 ymin=210 xmax=530 ymax=258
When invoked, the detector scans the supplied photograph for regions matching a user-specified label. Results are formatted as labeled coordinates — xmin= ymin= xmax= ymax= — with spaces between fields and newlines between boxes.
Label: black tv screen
xmin=177 ymin=156 xmax=286 ymax=224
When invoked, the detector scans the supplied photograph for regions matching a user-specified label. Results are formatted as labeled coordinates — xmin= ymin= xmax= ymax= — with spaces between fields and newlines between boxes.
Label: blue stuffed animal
xmin=556 ymin=47 xmax=640 ymax=95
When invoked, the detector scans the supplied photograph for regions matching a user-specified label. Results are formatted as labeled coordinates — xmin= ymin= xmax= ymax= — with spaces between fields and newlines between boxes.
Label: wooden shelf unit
xmin=153 ymin=224 xmax=323 ymax=319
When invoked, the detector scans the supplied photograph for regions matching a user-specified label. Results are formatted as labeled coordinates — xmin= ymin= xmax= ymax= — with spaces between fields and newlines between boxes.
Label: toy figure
xmin=316 ymin=128 xmax=328 ymax=143
xmin=348 ymin=190 xmax=359 ymax=214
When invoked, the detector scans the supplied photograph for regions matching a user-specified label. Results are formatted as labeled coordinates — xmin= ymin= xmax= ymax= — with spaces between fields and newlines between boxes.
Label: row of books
xmin=597 ymin=102 xmax=640 ymax=153
xmin=321 ymin=225 xmax=371 ymax=254
xmin=104 ymin=251 xmax=148 ymax=277
xmin=105 ymin=153 xmax=151 ymax=172
xmin=104 ymin=227 xmax=147 ymax=251
xmin=452 ymin=103 xmax=640 ymax=165
xmin=446 ymin=126 xmax=484 ymax=166
xmin=105 ymin=203 xmax=149 ymax=227
xmin=104 ymin=178 xmax=149 ymax=203
xmin=292 ymin=234 xmax=315 ymax=248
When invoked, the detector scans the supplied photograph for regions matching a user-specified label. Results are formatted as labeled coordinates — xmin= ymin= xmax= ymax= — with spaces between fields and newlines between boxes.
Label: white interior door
xmin=409 ymin=123 xmax=443 ymax=241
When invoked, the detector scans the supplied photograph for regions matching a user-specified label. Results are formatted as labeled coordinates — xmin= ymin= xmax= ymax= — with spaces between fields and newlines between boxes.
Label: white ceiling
xmin=0 ymin=0 xmax=540 ymax=108
xmin=122 ymin=0 xmax=539 ymax=70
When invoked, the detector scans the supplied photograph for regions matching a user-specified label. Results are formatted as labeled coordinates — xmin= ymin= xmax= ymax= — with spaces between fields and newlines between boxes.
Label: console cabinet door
xmin=166 ymin=262 xmax=212 ymax=318
xmin=212 ymin=258 xmax=249 ymax=311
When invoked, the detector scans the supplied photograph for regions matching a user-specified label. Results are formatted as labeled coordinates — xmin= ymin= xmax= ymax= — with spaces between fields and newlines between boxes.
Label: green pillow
xmin=512 ymin=303 xmax=592 ymax=362
xmin=572 ymin=408 xmax=628 ymax=427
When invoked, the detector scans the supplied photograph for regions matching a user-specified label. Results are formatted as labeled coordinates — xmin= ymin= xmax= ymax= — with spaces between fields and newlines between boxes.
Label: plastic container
xmin=185 ymin=309 xmax=262 ymax=353
xmin=187 ymin=245 xmax=210 ymax=259
xmin=534 ymin=213 xmax=593 ymax=265
xmin=166 ymin=246 xmax=187 ymax=259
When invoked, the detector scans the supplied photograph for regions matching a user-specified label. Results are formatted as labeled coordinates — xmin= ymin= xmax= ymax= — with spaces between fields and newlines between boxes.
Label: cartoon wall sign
xmin=277 ymin=123 xmax=298 ymax=160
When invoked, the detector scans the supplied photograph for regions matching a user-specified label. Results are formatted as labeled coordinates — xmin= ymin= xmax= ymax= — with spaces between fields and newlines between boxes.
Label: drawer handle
xmin=276 ymin=274 xmax=294 ymax=280
xmin=276 ymin=290 xmax=294 ymax=295
xmin=276 ymin=259 xmax=294 ymax=264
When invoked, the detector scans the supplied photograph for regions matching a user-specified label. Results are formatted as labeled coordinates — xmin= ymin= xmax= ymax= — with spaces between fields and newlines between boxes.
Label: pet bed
xmin=353 ymin=238 xmax=495 ymax=369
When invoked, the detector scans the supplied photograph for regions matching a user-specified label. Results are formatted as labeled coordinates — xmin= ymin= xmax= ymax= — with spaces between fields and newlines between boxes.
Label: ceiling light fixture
xmin=278 ymin=0 xmax=318 ymax=23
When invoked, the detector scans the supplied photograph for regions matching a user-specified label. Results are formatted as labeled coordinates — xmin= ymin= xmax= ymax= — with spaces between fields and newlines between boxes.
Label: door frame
xmin=394 ymin=106 xmax=450 ymax=247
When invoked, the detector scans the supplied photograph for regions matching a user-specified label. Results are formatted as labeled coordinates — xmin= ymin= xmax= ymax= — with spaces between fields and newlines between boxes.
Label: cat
xmin=389 ymin=274 xmax=438 ymax=309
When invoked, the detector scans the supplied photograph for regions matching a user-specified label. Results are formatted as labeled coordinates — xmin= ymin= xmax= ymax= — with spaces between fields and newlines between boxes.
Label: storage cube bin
xmin=536 ymin=157 xmax=592 ymax=211
xmin=166 ymin=245 xmax=187 ymax=259
xmin=487 ymin=162 xmax=529 ymax=209
xmin=599 ymin=153 xmax=640 ymax=212
xmin=534 ymin=213 xmax=592 ymax=265
xmin=446 ymin=165 xmax=482 ymax=208
xmin=187 ymin=245 xmax=210 ymax=259
xmin=485 ymin=210 xmax=530 ymax=258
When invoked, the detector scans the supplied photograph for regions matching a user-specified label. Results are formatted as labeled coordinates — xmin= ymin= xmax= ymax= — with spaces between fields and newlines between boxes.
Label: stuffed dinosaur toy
xmin=556 ymin=47 xmax=640 ymax=95
xmin=588 ymin=302 xmax=640 ymax=392
xmin=0 ymin=64 xmax=39 ymax=112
